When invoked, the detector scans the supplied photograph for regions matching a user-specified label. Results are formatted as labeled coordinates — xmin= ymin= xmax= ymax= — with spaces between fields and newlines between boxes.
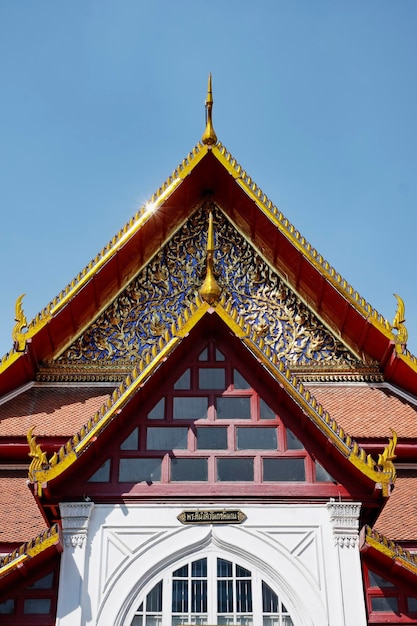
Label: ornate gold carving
xmin=392 ymin=294 xmax=408 ymax=353
xmin=200 ymin=212 xmax=222 ymax=305
xmin=55 ymin=205 xmax=361 ymax=372
xmin=12 ymin=293 xmax=28 ymax=352
xmin=201 ymin=73 xmax=217 ymax=147
xmin=377 ymin=429 xmax=397 ymax=483
xmin=27 ymin=426 xmax=49 ymax=483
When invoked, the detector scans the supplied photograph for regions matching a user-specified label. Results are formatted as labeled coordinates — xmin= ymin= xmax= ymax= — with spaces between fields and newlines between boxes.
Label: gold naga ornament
xmin=12 ymin=293 xmax=28 ymax=352
xmin=392 ymin=293 xmax=408 ymax=353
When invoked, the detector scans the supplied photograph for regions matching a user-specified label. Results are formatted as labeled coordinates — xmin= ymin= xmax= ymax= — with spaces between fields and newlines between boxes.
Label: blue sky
xmin=1 ymin=1 xmax=417 ymax=358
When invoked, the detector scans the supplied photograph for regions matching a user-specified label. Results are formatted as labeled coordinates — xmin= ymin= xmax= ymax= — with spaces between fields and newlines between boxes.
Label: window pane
xmin=198 ymin=348 xmax=208 ymax=361
xmin=172 ymin=580 xmax=188 ymax=612
xmin=263 ymin=458 xmax=305 ymax=481
xmin=218 ymin=580 xmax=233 ymax=613
xmin=27 ymin=572 xmax=54 ymax=589
xmin=0 ymin=599 xmax=14 ymax=614
xmin=368 ymin=570 xmax=395 ymax=588
xmin=408 ymin=597 xmax=417 ymax=612
xmin=23 ymin=599 xmax=51 ymax=614
xmin=147 ymin=581 xmax=163 ymax=612
xmin=371 ymin=596 xmax=398 ymax=612
xmin=173 ymin=397 xmax=208 ymax=420
xmin=262 ymin=582 xmax=278 ymax=612
xmin=192 ymin=558 xmax=207 ymax=577
xmin=236 ymin=579 xmax=252 ymax=612
xmin=121 ymin=428 xmax=139 ymax=450
xmin=260 ymin=399 xmax=275 ymax=420
xmin=171 ymin=459 xmax=208 ymax=481
xmin=217 ymin=458 xmax=254 ymax=481
xmin=196 ymin=427 xmax=227 ymax=449
xmin=237 ymin=428 xmax=277 ymax=450
xmin=217 ymin=397 xmax=251 ymax=420
xmin=215 ymin=349 xmax=225 ymax=361
xmin=192 ymin=579 xmax=207 ymax=612
xmin=199 ymin=368 xmax=225 ymax=389
xmin=174 ymin=370 xmax=191 ymax=390
xmin=234 ymin=370 xmax=251 ymax=389
xmin=315 ymin=461 xmax=335 ymax=482
xmin=173 ymin=565 xmax=188 ymax=578
xmin=119 ymin=458 xmax=161 ymax=482
xmin=217 ymin=559 xmax=233 ymax=577
xmin=88 ymin=458 xmax=111 ymax=482
xmin=236 ymin=565 xmax=251 ymax=578
xmin=147 ymin=427 xmax=188 ymax=450
xmin=148 ymin=398 xmax=165 ymax=420
xmin=286 ymin=429 xmax=304 ymax=450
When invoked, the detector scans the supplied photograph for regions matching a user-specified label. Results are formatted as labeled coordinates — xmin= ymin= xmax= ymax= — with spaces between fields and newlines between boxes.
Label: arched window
xmin=130 ymin=555 xmax=294 ymax=625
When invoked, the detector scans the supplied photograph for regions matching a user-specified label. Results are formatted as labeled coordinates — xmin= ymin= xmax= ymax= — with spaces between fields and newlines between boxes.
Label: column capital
xmin=327 ymin=501 xmax=361 ymax=548
xmin=60 ymin=502 xmax=94 ymax=549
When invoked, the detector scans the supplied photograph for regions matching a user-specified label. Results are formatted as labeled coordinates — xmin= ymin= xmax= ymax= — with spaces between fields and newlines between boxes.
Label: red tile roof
xmin=374 ymin=474 xmax=417 ymax=542
xmin=0 ymin=471 xmax=46 ymax=545
xmin=0 ymin=385 xmax=111 ymax=437
xmin=305 ymin=384 xmax=417 ymax=439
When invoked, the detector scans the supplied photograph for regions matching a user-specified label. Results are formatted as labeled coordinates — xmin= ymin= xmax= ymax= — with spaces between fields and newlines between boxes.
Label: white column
xmin=56 ymin=502 xmax=94 ymax=626
xmin=327 ymin=501 xmax=367 ymax=625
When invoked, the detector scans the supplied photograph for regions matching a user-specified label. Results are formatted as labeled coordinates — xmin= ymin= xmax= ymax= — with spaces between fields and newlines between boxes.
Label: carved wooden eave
xmin=27 ymin=294 xmax=397 ymax=504
xmin=0 ymin=525 xmax=62 ymax=593
xmin=360 ymin=525 xmax=417 ymax=589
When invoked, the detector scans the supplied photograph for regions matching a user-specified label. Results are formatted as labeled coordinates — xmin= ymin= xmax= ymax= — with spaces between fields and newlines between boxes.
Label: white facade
xmin=56 ymin=501 xmax=367 ymax=626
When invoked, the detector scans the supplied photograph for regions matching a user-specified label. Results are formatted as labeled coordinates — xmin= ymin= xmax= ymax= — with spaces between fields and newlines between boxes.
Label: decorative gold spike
xmin=377 ymin=429 xmax=397 ymax=483
xmin=201 ymin=73 xmax=217 ymax=147
xmin=200 ymin=212 xmax=222 ymax=305
xmin=12 ymin=294 xmax=28 ymax=352
xmin=392 ymin=294 xmax=408 ymax=353
xmin=27 ymin=426 xmax=49 ymax=483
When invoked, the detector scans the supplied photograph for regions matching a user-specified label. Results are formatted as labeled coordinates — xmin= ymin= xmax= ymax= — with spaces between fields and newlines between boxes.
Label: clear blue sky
xmin=1 ymin=1 xmax=417 ymax=358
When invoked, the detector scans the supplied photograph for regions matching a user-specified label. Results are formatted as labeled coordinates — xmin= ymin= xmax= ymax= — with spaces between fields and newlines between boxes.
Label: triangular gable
xmin=27 ymin=295 xmax=397 ymax=511
xmin=2 ymin=132 xmax=417 ymax=395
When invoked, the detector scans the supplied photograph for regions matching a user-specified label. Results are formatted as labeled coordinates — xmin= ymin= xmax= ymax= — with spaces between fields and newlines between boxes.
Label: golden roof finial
xmin=377 ymin=428 xmax=397 ymax=484
xmin=201 ymin=73 xmax=217 ymax=147
xmin=27 ymin=426 xmax=49 ymax=483
xmin=392 ymin=293 xmax=408 ymax=353
xmin=200 ymin=212 xmax=222 ymax=305
xmin=12 ymin=293 xmax=28 ymax=352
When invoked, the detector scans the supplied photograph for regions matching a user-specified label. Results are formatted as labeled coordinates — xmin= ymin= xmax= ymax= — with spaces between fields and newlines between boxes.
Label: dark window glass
xmin=218 ymin=580 xmax=233 ymax=613
xmin=217 ymin=458 xmax=254 ymax=481
xmin=173 ymin=565 xmax=188 ymax=578
xmin=196 ymin=427 xmax=227 ymax=449
xmin=368 ymin=570 xmax=395 ymax=588
xmin=215 ymin=349 xmax=225 ymax=361
xmin=198 ymin=348 xmax=208 ymax=361
xmin=217 ymin=559 xmax=233 ymax=577
xmin=263 ymin=458 xmax=305 ymax=481
xmin=217 ymin=397 xmax=251 ymax=420
xmin=260 ymin=399 xmax=275 ymax=420
xmin=371 ymin=596 xmax=398 ymax=612
xmin=147 ymin=581 xmax=162 ymax=612
xmin=147 ymin=427 xmax=188 ymax=450
xmin=27 ymin=572 xmax=54 ymax=589
xmin=0 ymin=599 xmax=14 ymax=614
xmin=172 ymin=580 xmax=188 ymax=612
xmin=236 ymin=565 xmax=251 ymax=577
xmin=286 ymin=428 xmax=304 ymax=450
xmin=408 ymin=597 xmax=417 ymax=612
xmin=262 ymin=581 xmax=279 ymax=612
xmin=192 ymin=579 xmax=207 ymax=612
xmin=119 ymin=458 xmax=161 ymax=482
xmin=237 ymin=427 xmax=277 ymax=450
xmin=174 ymin=370 xmax=191 ymax=390
xmin=88 ymin=458 xmax=111 ymax=482
xmin=199 ymin=368 xmax=225 ymax=389
xmin=315 ymin=461 xmax=335 ymax=482
xmin=192 ymin=558 xmax=207 ymax=577
xmin=120 ymin=428 xmax=139 ymax=450
xmin=148 ymin=397 xmax=165 ymax=420
xmin=236 ymin=579 xmax=252 ymax=612
xmin=23 ymin=599 xmax=51 ymax=615
xmin=173 ymin=397 xmax=208 ymax=420
xmin=171 ymin=458 xmax=208 ymax=481
xmin=234 ymin=370 xmax=251 ymax=389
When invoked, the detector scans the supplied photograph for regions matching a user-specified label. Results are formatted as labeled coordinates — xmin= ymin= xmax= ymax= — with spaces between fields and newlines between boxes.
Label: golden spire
xmin=201 ymin=73 xmax=217 ymax=147
xmin=200 ymin=212 xmax=222 ymax=305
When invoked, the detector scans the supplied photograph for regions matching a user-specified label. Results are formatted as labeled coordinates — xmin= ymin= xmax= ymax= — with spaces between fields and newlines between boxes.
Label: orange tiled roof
xmin=374 ymin=474 xmax=417 ymax=542
xmin=305 ymin=384 xmax=417 ymax=439
xmin=0 ymin=472 xmax=46 ymax=545
xmin=0 ymin=385 xmax=112 ymax=437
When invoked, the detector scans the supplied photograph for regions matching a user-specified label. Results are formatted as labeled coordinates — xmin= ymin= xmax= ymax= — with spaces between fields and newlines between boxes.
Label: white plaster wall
xmin=56 ymin=502 xmax=367 ymax=626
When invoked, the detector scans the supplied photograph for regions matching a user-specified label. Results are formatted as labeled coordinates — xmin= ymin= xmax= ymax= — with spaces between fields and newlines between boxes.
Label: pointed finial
xmin=200 ymin=212 xmax=222 ymax=305
xmin=12 ymin=293 xmax=28 ymax=352
xmin=201 ymin=73 xmax=217 ymax=147
xmin=392 ymin=293 xmax=408 ymax=353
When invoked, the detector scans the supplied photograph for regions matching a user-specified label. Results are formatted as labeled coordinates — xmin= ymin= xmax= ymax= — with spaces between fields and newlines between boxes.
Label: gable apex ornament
xmin=201 ymin=73 xmax=217 ymax=147
xmin=199 ymin=211 xmax=222 ymax=305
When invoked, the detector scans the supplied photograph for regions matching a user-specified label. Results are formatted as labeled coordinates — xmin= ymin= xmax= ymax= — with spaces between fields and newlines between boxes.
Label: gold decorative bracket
xmin=377 ymin=429 xmax=397 ymax=484
xmin=27 ymin=426 xmax=49 ymax=484
xmin=12 ymin=294 xmax=28 ymax=352
xmin=392 ymin=294 xmax=408 ymax=353
xmin=201 ymin=73 xmax=217 ymax=146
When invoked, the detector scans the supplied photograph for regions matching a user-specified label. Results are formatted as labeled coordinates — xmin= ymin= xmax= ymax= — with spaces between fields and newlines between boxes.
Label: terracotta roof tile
xmin=0 ymin=472 xmax=46 ymax=545
xmin=0 ymin=385 xmax=111 ymax=437
xmin=375 ymin=474 xmax=417 ymax=542
xmin=305 ymin=384 xmax=417 ymax=439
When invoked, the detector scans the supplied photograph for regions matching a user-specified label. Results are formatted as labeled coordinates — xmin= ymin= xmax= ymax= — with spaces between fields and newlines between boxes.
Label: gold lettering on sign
xmin=177 ymin=509 xmax=246 ymax=525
